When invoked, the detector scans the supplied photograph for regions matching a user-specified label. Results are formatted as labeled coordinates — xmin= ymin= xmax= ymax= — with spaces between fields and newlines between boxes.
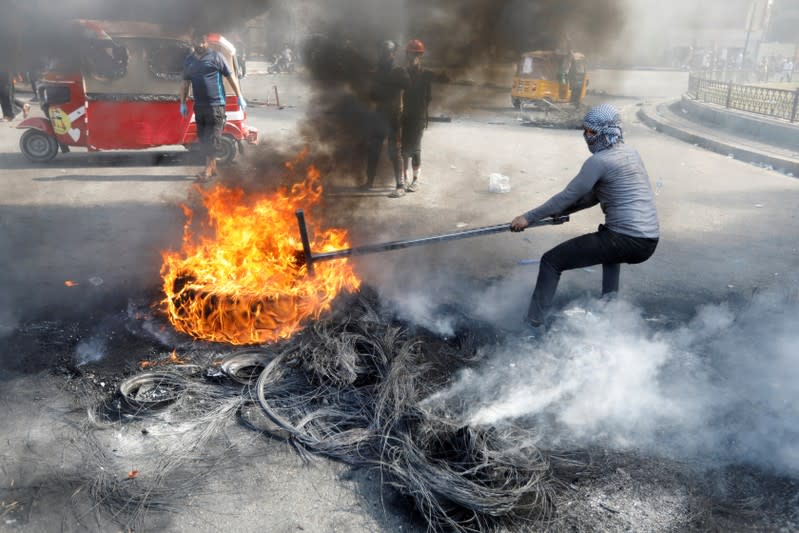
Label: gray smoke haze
xmin=2 ymin=0 xmax=624 ymax=68
xmin=0 ymin=0 xmax=272 ymax=69
xmin=417 ymin=289 xmax=799 ymax=472
xmin=300 ymin=0 xmax=624 ymax=68
xmin=5 ymin=0 xmax=270 ymax=31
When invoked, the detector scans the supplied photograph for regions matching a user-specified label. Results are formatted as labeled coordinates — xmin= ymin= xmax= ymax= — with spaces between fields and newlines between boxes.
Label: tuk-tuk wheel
xmin=512 ymin=97 xmax=521 ymax=110
xmin=20 ymin=130 xmax=59 ymax=163
xmin=217 ymin=135 xmax=238 ymax=165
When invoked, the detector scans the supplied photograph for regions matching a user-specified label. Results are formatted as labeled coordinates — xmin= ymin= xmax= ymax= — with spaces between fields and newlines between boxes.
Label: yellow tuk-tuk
xmin=511 ymin=51 xmax=588 ymax=109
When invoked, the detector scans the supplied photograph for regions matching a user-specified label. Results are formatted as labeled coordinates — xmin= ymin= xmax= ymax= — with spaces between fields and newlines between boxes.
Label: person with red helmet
xmin=406 ymin=39 xmax=425 ymax=54
xmin=400 ymin=39 xmax=433 ymax=192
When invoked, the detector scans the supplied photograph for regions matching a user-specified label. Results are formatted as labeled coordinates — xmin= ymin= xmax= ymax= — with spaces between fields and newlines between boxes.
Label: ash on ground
xmin=1 ymin=287 xmax=797 ymax=532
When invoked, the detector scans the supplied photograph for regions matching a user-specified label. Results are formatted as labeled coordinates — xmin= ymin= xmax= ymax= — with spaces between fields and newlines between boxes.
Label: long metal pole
xmin=294 ymin=209 xmax=569 ymax=271
xmin=295 ymin=209 xmax=316 ymax=275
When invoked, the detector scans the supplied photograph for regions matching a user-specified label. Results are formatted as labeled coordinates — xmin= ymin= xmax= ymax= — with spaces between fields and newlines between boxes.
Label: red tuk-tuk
xmin=17 ymin=20 xmax=257 ymax=163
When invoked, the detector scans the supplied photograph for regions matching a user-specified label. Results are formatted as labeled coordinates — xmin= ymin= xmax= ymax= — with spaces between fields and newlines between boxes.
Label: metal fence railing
xmin=687 ymin=72 xmax=799 ymax=123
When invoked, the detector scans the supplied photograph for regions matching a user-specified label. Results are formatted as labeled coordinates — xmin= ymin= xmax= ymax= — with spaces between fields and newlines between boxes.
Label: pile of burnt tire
xmin=94 ymin=289 xmax=560 ymax=532
xmin=251 ymin=290 xmax=557 ymax=532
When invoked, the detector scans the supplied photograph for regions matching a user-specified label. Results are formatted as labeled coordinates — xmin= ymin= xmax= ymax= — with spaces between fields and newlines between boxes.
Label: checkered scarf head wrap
xmin=583 ymin=104 xmax=623 ymax=154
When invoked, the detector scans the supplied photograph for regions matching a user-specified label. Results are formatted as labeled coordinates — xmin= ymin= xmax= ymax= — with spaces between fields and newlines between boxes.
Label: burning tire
xmin=165 ymin=270 xmax=308 ymax=345
xmin=20 ymin=130 xmax=59 ymax=163
xmin=159 ymin=154 xmax=361 ymax=344
xmin=216 ymin=134 xmax=238 ymax=165
xmin=119 ymin=372 xmax=188 ymax=410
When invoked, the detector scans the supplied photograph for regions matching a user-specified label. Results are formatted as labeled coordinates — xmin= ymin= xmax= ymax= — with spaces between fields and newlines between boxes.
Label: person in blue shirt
xmin=180 ymin=31 xmax=246 ymax=181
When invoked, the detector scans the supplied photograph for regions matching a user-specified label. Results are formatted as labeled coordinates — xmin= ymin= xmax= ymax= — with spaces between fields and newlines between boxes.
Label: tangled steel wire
xmin=254 ymin=290 xmax=556 ymax=531
xmin=81 ymin=289 xmax=558 ymax=532
xmin=79 ymin=374 xmax=245 ymax=529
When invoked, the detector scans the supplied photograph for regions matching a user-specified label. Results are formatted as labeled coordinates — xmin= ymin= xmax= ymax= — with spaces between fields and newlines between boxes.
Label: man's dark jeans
xmin=367 ymin=110 xmax=402 ymax=188
xmin=527 ymin=225 xmax=658 ymax=324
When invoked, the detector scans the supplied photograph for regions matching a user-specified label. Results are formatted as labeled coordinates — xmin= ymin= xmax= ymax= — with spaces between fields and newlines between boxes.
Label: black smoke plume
xmin=292 ymin=0 xmax=624 ymax=186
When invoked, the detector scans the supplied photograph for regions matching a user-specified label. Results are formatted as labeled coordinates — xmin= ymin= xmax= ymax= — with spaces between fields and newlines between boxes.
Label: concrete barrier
xmin=637 ymin=102 xmax=799 ymax=177
xmin=676 ymin=97 xmax=799 ymax=152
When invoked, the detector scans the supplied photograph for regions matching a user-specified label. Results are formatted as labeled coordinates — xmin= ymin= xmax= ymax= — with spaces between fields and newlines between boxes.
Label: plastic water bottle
xmin=488 ymin=173 xmax=511 ymax=193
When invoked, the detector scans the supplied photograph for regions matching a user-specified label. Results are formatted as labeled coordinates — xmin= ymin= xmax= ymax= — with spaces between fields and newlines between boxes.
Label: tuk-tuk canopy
xmin=516 ymin=50 xmax=586 ymax=80
xmin=63 ymin=20 xmax=238 ymax=97
xmin=75 ymin=20 xmax=190 ymax=41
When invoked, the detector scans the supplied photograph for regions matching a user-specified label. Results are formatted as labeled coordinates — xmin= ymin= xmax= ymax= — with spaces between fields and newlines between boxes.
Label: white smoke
xmin=386 ymin=289 xmax=458 ymax=336
xmin=75 ymin=335 xmax=108 ymax=366
xmin=420 ymin=290 xmax=799 ymax=472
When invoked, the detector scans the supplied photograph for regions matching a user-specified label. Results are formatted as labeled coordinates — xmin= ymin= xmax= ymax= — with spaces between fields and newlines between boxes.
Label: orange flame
xmin=160 ymin=155 xmax=360 ymax=345
xmin=64 ymin=280 xmax=79 ymax=287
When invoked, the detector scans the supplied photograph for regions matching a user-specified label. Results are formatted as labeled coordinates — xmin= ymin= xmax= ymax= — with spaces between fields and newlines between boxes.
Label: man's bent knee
xmin=540 ymin=250 xmax=563 ymax=273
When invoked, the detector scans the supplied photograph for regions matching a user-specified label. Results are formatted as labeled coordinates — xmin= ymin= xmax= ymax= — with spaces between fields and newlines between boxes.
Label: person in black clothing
xmin=0 ymin=70 xmax=15 ymax=121
xmin=400 ymin=39 xmax=432 ymax=192
xmin=180 ymin=31 xmax=246 ymax=181
xmin=0 ymin=71 xmax=29 ymax=121
xmin=366 ymin=40 xmax=409 ymax=197
xmin=0 ymin=16 xmax=18 ymax=121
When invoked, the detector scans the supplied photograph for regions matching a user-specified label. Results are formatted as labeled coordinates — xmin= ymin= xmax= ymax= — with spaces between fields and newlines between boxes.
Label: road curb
xmin=637 ymin=102 xmax=799 ymax=177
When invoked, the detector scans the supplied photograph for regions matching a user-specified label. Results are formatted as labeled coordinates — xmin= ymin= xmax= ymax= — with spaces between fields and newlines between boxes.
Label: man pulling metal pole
xmin=510 ymin=104 xmax=660 ymax=334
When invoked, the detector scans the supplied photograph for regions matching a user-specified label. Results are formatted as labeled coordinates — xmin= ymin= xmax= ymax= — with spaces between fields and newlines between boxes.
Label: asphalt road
xmin=2 ymin=69 xmax=795 ymax=325
xmin=1 ymin=69 xmax=797 ymax=532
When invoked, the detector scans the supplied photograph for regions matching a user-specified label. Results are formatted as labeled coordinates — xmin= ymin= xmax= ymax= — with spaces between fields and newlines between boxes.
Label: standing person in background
xmin=0 ymin=71 xmax=29 ymax=122
xmin=365 ymin=40 xmax=409 ymax=197
xmin=781 ymin=59 xmax=794 ymax=82
xmin=0 ymin=13 xmax=16 ymax=121
xmin=180 ymin=31 xmax=246 ymax=182
xmin=281 ymin=44 xmax=294 ymax=73
xmin=0 ymin=70 xmax=14 ymax=121
xmin=231 ymin=33 xmax=247 ymax=79
xmin=510 ymin=104 xmax=659 ymax=334
xmin=28 ymin=71 xmax=40 ymax=102
xmin=400 ymin=39 xmax=432 ymax=193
